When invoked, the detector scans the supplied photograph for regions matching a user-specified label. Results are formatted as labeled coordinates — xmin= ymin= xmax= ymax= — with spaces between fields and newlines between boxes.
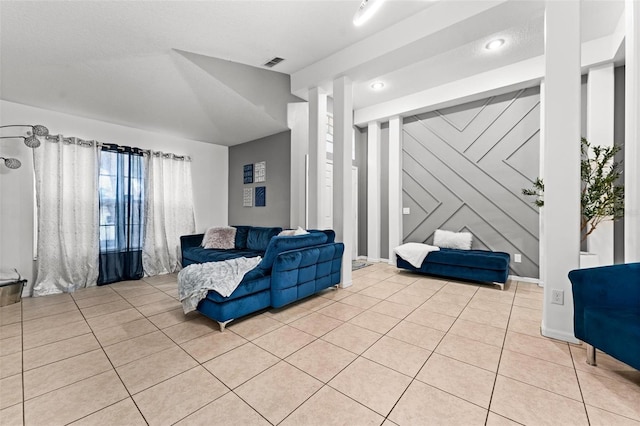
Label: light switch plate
xmin=402 ymin=207 xmax=410 ymax=215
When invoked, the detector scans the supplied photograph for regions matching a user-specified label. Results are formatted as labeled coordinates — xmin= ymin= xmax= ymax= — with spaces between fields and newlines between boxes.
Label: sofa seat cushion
xmin=583 ymin=307 xmax=640 ymax=370
xmin=199 ymin=288 xmax=271 ymax=323
xmin=205 ymin=272 xmax=270 ymax=303
xmin=183 ymin=247 xmax=263 ymax=265
xmin=425 ymin=248 xmax=510 ymax=271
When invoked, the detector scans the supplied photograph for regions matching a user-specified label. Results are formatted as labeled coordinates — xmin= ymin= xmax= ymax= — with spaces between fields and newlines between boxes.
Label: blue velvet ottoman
xmin=397 ymin=248 xmax=511 ymax=289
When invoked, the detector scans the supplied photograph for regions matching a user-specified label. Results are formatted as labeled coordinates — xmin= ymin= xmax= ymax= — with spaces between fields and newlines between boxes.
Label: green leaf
xmin=521 ymin=137 xmax=625 ymax=239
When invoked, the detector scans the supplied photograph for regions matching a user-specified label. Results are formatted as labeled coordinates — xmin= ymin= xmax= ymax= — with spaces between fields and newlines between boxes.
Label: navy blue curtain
xmin=97 ymin=145 xmax=145 ymax=285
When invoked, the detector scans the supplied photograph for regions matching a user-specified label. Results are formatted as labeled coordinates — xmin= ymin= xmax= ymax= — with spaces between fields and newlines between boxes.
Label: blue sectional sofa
xmin=180 ymin=226 xmax=344 ymax=330
xmin=396 ymin=248 xmax=510 ymax=289
xmin=569 ymin=263 xmax=640 ymax=371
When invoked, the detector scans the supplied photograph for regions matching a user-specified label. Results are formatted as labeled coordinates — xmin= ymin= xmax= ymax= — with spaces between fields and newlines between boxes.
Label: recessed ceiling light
xmin=485 ymin=39 xmax=505 ymax=50
xmin=353 ymin=0 xmax=386 ymax=26
xmin=371 ymin=81 xmax=385 ymax=90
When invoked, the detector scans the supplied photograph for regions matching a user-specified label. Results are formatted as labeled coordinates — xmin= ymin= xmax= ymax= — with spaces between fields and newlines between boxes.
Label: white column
xmin=388 ymin=116 xmax=402 ymax=265
xmin=586 ymin=63 xmax=615 ymax=265
xmin=539 ymin=81 xmax=546 ymax=288
xmin=625 ymin=0 xmax=640 ymax=262
xmin=367 ymin=121 xmax=381 ymax=262
xmin=308 ymin=88 xmax=327 ymax=229
xmin=541 ymin=1 xmax=581 ymax=343
xmin=333 ymin=76 xmax=354 ymax=288
xmin=288 ymin=102 xmax=309 ymax=228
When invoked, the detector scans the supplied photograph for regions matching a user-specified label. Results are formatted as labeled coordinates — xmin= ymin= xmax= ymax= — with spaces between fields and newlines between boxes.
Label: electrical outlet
xmin=514 ymin=253 xmax=522 ymax=263
xmin=552 ymin=289 xmax=564 ymax=305
xmin=402 ymin=207 xmax=411 ymax=215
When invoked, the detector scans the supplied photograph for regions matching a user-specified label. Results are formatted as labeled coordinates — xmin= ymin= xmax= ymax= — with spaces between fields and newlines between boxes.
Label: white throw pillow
xmin=294 ymin=226 xmax=309 ymax=236
xmin=202 ymin=226 xmax=236 ymax=249
xmin=433 ymin=229 xmax=473 ymax=250
xmin=278 ymin=227 xmax=309 ymax=237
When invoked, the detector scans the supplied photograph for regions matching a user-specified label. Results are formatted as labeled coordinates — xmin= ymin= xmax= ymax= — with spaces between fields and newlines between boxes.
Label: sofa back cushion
xmin=232 ymin=226 xmax=251 ymax=249
xmin=246 ymin=227 xmax=283 ymax=251
xmin=258 ymin=233 xmax=328 ymax=272
xmin=308 ymin=229 xmax=336 ymax=243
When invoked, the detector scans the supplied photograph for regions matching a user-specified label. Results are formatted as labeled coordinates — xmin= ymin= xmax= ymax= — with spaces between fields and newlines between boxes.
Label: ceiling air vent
xmin=263 ymin=57 xmax=285 ymax=68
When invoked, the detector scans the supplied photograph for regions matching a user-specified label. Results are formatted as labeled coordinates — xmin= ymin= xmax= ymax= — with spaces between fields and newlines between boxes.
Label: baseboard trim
xmin=508 ymin=275 xmax=542 ymax=285
xmin=360 ymin=258 xmax=392 ymax=265
xmin=339 ymin=280 xmax=352 ymax=288
xmin=540 ymin=322 xmax=580 ymax=344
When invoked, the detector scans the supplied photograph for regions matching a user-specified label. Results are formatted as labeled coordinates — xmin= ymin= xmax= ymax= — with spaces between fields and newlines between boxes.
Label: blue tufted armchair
xmin=568 ymin=263 xmax=640 ymax=370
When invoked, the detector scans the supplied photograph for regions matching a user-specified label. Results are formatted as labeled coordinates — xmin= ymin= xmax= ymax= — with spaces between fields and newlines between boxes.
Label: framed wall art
xmin=243 ymin=164 xmax=254 ymax=184
xmin=254 ymin=161 xmax=266 ymax=183
xmin=243 ymin=187 xmax=253 ymax=207
xmin=255 ymin=186 xmax=266 ymax=207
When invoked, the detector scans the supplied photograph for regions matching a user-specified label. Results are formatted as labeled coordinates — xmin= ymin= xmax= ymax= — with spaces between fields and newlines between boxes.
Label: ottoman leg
xmin=493 ymin=282 xmax=505 ymax=291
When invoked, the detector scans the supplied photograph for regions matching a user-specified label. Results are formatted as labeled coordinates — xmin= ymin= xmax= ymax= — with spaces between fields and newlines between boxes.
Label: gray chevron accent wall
xmin=402 ymin=87 xmax=540 ymax=278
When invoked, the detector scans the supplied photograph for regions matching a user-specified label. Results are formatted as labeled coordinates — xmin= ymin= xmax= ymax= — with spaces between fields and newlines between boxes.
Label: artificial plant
xmin=522 ymin=137 xmax=624 ymax=242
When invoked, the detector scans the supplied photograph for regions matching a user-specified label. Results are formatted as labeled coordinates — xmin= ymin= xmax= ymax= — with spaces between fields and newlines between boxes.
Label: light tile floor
xmin=1 ymin=263 xmax=639 ymax=425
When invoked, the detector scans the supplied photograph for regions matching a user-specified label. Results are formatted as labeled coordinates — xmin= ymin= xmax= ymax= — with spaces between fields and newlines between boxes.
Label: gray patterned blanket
xmin=177 ymin=256 xmax=262 ymax=314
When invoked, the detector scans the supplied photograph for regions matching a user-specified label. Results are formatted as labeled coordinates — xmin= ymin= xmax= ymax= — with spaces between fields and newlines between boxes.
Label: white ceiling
xmin=0 ymin=1 xmax=625 ymax=146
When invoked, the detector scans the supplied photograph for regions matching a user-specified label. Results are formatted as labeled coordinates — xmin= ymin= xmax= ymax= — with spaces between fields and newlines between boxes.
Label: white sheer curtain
xmin=143 ymin=152 xmax=195 ymax=276
xmin=32 ymin=137 xmax=100 ymax=296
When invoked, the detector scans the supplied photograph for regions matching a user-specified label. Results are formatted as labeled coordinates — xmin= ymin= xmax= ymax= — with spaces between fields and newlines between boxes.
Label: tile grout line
xmin=380 ymin=279 xmax=486 ymax=423
xmin=498 ymin=282 xmax=586 ymax=423
xmin=67 ymin=287 xmax=152 ymax=426
xmin=76 ymin=276 xmax=222 ymax=424
xmin=483 ymin=280 xmax=521 ymax=426
xmin=248 ymin=271 xmax=411 ymax=425
xmin=202 ymin=306 xmax=334 ymax=426
xmin=13 ymin=271 xmax=396 ymax=423
xmin=67 ymin=277 xmax=183 ymax=424
xmin=275 ymin=325 xmax=386 ymax=424
xmin=13 ymin=289 xmax=144 ymax=424
xmin=15 ymin=273 xmax=638 ymax=425
xmin=120 ymin=278 xmax=262 ymax=425
xmin=569 ymin=340 xmax=592 ymax=426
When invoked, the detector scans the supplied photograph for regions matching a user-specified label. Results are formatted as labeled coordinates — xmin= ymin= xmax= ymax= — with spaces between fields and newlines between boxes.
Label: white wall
xmin=0 ymin=100 xmax=228 ymax=294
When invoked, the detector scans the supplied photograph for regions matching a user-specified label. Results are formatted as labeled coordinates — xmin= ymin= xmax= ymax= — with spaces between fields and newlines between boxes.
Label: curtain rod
xmin=43 ymin=134 xmax=191 ymax=161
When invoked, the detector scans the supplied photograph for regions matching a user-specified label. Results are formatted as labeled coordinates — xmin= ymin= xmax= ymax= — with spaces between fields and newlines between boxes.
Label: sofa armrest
xmin=258 ymin=233 xmax=327 ymax=272
xmin=569 ymin=263 xmax=640 ymax=312
xmin=269 ymin=243 xmax=344 ymax=308
xmin=180 ymin=234 xmax=204 ymax=250
xmin=307 ymin=229 xmax=336 ymax=243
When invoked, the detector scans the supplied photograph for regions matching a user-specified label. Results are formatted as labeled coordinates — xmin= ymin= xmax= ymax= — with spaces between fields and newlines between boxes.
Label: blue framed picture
xmin=243 ymin=164 xmax=254 ymax=184
xmin=255 ymin=186 xmax=266 ymax=207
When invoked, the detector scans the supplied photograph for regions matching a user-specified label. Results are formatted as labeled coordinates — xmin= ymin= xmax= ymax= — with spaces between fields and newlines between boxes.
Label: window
xmin=97 ymin=147 xmax=145 ymax=284
xmin=325 ymin=113 xmax=355 ymax=160
xmin=326 ymin=114 xmax=334 ymax=149
xmin=98 ymin=151 xmax=144 ymax=251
